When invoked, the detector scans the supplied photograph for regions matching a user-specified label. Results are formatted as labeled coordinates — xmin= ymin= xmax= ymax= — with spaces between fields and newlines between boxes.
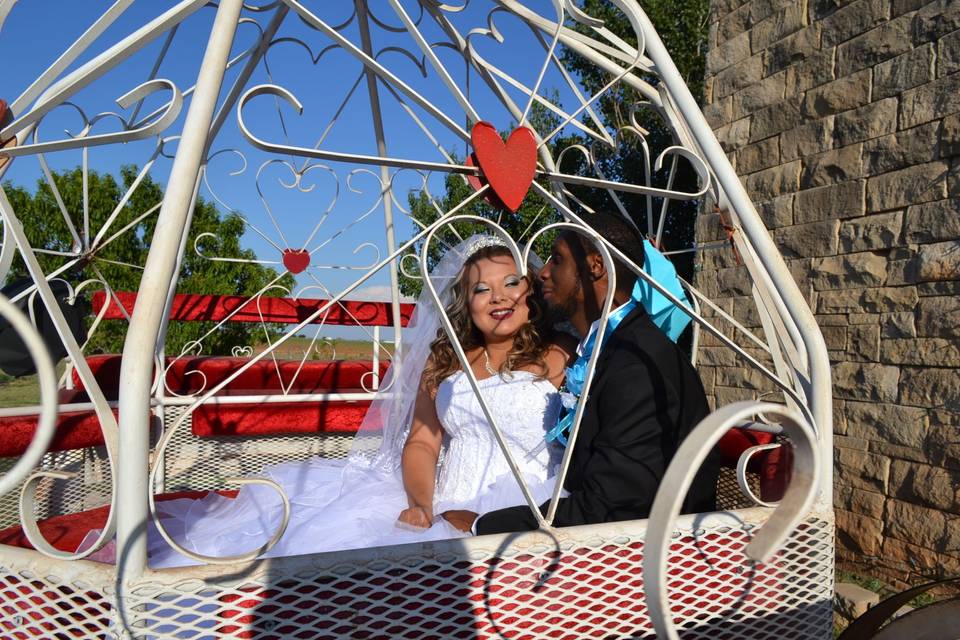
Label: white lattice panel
xmin=160 ymin=405 xmax=378 ymax=494
xmin=0 ymin=506 xmax=832 ymax=639
xmin=716 ymin=466 xmax=762 ymax=512
xmin=0 ymin=447 xmax=114 ymax=531
xmin=116 ymin=508 xmax=833 ymax=639
xmin=0 ymin=547 xmax=115 ymax=638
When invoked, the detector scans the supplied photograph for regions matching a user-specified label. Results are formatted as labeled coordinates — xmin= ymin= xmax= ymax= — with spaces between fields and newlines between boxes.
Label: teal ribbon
xmin=545 ymin=240 xmax=692 ymax=446
xmin=636 ymin=239 xmax=692 ymax=342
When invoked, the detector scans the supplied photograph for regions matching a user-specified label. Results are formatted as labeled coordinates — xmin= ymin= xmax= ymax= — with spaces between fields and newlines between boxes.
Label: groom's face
xmin=539 ymin=234 xmax=585 ymax=321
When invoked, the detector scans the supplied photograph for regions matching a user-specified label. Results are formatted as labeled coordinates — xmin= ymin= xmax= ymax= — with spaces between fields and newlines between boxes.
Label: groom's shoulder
xmin=603 ymin=311 xmax=693 ymax=379
xmin=607 ymin=309 xmax=676 ymax=357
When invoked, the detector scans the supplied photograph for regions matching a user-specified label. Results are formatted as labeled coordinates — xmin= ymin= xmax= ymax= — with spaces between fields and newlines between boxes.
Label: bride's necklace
xmin=483 ymin=349 xmax=498 ymax=377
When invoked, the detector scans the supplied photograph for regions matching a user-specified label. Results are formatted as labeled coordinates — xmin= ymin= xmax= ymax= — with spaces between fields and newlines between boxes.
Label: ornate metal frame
xmin=0 ymin=1 xmax=833 ymax=637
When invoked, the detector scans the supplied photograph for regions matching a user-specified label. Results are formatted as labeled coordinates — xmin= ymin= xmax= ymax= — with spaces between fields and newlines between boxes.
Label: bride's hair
xmin=422 ymin=244 xmax=550 ymax=391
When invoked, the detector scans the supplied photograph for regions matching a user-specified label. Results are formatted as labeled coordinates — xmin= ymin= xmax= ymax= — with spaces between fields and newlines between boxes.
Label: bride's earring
xmin=483 ymin=349 xmax=498 ymax=377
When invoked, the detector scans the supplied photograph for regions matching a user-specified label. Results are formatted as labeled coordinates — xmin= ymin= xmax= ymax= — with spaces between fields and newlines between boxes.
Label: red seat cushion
xmin=0 ymin=489 xmax=238 ymax=554
xmin=166 ymin=358 xmax=388 ymax=395
xmin=76 ymin=355 xmax=388 ymax=396
xmin=717 ymin=426 xmax=776 ymax=469
xmin=191 ymin=400 xmax=372 ymax=437
xmin=0 ymin=402 xmax=119 ymax=458
xmin=92 ymin=291 xmax=414 ymax=327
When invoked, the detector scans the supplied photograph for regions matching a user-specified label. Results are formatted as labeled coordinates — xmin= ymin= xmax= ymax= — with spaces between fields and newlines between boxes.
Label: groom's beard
xmin=547 ymin=277 xmax=582 ymax=322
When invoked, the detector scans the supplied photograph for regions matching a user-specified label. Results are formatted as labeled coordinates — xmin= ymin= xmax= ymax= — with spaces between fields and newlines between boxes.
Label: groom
xmin=445 ymin=212 xmax=718 ymax=535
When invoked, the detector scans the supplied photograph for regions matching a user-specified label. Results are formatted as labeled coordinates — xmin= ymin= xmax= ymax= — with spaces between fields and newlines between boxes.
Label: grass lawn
xmin=0 ymin=372 xmax=48 ymax=408
xmin=254 ymin=338 xmax=391 ymax=362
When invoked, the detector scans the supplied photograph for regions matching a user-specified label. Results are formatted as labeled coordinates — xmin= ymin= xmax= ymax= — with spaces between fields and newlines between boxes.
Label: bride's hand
xmin=397 ymin=505 xmax=433 ymax=530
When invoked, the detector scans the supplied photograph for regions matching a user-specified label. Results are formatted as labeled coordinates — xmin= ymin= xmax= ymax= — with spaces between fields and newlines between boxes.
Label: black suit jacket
xmin=475 ymin=306 xmax=718 ymax=535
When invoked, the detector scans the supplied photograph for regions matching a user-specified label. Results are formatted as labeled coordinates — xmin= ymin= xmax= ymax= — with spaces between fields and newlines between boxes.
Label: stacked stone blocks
xmin=699 ymin=0 xmax=960 ymax=588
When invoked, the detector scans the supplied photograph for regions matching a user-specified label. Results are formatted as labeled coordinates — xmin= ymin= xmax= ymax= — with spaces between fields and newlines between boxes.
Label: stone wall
xmin=698 ymin=0 xmax=960 ymax=588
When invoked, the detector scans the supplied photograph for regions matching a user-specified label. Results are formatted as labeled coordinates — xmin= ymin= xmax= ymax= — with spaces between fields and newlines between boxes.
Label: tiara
xmin=460 ymin=234 xmax=508 ymax=257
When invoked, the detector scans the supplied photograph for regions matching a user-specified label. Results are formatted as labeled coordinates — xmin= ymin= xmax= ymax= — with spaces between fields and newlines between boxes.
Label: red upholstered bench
xmin=0 ymin=391 xmax=118 ymax=458
xmin=71 ymin=354 xmax=388 ymax=437
xmin=0 ymin=358 xmax=388 ymax=460
xmin=75 ymin=353 xmax=387 ymax=394
xmin=91 ymin=291 xmax=414 ymax=328
xmin=0 ymin=292 xmax=408 ymax=459
xmin=0 ymin=489 xmax=237 ymax=553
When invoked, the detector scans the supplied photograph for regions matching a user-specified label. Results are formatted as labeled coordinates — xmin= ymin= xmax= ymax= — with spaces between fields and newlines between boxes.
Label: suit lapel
xmin=593 ymin=304 xmax=646 ymax=369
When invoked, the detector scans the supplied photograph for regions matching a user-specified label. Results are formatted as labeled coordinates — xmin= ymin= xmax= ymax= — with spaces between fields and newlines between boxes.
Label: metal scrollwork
xmin=1 ymin=79 xmax=182 ymax=158
xmin=0 ymin=11 xmax=830 ymax=635
xmin=644 ymin=401 xmax=821 ymax=640
xmin=0 ymin=295 xmax=58 ymax=498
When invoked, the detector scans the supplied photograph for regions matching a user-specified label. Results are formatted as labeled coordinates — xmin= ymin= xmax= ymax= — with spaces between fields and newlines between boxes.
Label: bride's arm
xmin=397 ymin=381 xmax=444 ymax=529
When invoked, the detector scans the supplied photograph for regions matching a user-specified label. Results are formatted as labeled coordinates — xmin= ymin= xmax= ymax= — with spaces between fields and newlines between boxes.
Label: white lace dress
xmin=147 ymin=370 xmax=562 ymax=568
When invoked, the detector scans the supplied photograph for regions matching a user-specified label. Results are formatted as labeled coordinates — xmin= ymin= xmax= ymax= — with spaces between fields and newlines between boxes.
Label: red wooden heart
xmin=470 ymin=122 xmax=537 ymax=212
xmin=282 ymin=249 xmax=310 ymax=274
xmin=465 ymin=153 xmax=508 ymax=210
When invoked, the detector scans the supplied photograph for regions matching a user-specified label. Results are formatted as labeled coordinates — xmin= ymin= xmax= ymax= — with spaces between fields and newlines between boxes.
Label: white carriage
xmin=0 ymin=1 xmax=833 ymax=637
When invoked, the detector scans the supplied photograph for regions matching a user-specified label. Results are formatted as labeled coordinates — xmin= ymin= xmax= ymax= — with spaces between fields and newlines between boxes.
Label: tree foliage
xmin=556 ymin=0 xmax=710 ymax=279
xmin=3 ymin=166 xmax=293 ymax=356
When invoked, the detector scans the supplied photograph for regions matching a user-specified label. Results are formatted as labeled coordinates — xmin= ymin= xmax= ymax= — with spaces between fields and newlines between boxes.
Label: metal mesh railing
xmin=716 ymin=466 xmax=762 ymax=511
xmin=0 ymin=435 xmax=830 ymax=640
xmin=119 ymin=510 xmax=833 ymax=639
xmin=0 ymin=559 xmax=114 ymax=638
xmin=0 ymin=447 xmax=113 ymax=531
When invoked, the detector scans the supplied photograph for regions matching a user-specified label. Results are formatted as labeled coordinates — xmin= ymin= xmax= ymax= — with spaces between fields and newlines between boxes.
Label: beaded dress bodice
xmin=432 ymin=370 xmax=562 ymax=511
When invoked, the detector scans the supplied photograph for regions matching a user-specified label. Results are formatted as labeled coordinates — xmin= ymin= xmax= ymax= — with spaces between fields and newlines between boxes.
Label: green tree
xmin=3 ymin=166 xmax=294 ymax=356
xmin=558 ymin=0 xmax=710 ymax=279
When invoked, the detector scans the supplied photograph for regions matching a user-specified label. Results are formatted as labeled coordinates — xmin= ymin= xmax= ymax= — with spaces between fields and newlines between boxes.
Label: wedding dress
xmin=148 ymin=368 xmax=562 ymax=568
xmin=129 ymin=233 xmax=564 ymax=568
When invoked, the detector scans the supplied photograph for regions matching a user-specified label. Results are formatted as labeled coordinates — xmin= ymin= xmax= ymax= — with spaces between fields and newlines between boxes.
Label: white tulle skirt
xmin=139 ymin=456 xmax=561 ymax=568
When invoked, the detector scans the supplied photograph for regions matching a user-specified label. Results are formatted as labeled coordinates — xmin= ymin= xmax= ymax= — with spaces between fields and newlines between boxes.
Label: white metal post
xmin=372 ymin=325 xmax=381 ymax=390
xmin=116 ymin=0 xmax=244 ymax=585
xmin=355 ymin=0 xmax=403 ymax=357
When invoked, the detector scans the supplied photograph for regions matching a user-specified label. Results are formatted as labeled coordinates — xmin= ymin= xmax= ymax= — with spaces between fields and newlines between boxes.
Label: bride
xmin=146 ymin=235 xmax=573 ymax=568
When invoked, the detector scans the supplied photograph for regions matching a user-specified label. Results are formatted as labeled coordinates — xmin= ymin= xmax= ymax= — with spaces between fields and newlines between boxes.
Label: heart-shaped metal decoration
xmin=469 ymin=122 xmax=537 ymax=213
xmin=464 ymin=153 xmax=507 ymax=211
xmin=282 ymin=249 xmax=310 ymax=274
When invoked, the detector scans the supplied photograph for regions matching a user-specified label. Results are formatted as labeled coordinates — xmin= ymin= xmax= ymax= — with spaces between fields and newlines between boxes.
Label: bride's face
xmin=465 ymin=255 xmax=530 ymax=342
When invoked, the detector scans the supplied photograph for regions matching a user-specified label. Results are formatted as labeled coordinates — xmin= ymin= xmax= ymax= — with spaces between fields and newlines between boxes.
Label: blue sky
xmin=1 ymin=0 xmax=596 ymax=340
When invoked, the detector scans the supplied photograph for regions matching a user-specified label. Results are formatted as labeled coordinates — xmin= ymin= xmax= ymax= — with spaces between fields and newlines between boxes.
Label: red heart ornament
xmin=465 ymin=153 xmax=508 ymax=210
xmin=282 ymin=249 xmax=310 ymax=274
xmin=470 ymin=122 xmax=537 ymax=212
